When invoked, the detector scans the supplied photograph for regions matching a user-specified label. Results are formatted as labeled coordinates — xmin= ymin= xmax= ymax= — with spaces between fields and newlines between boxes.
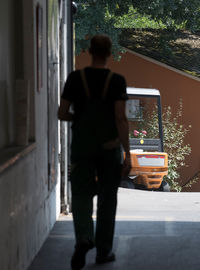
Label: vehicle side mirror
xmin=72 ymin=2 xmax=77 ymax=14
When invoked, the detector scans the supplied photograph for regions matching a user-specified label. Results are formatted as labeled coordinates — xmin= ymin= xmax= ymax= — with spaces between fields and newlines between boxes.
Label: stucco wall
xmin=0 ymin=0 xmax=15 ymax=148
xmin=76 ymin=51 xmax=200 ymax=191
xmin=0 ymin=0 xmax=61 ymax=269
xmin=0 ymin=150 xmax=60 ymax=270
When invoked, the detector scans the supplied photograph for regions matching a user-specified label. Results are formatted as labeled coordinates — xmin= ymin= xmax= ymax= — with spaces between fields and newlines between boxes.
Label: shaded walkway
xmin=28 ymin=189 xmax=200 ymax=270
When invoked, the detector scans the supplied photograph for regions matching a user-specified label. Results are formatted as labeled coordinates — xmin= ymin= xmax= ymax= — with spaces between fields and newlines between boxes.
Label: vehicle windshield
xmin=126 ymin=95 xmax=161 ymax=151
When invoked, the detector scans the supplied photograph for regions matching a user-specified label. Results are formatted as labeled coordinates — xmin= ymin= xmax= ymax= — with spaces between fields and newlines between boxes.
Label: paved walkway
xmin=28 ymin=188 xmax=200 ymax=270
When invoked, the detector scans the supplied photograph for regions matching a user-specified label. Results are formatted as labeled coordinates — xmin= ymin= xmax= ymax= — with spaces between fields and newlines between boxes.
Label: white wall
xmin=0 ymin=151 xmax=58 ymax=270
xmin=0 ymin=0 xmax=15 ymax=147
xmin=0 ymin=0 xmax=63 ymax=269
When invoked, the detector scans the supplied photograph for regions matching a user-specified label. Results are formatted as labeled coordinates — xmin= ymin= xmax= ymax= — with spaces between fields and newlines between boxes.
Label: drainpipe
xmin=60 ymin=0 xmax=77 ymax=214
xmin=59 ymin=0 xmax=68 ymax=214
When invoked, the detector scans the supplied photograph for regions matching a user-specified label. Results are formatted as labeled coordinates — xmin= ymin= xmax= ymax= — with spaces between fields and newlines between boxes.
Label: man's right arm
xmin=115 ymin=100 xmax=131 ymax=176
xmin=58 ymin=98 xmax=73 ymax=121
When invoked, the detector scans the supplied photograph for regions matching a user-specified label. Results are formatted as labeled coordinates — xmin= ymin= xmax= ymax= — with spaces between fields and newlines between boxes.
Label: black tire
xmin=120 ymin=177 xmax=135 ymax=189
xmin=159 ymin=180 xmax=170 ymax=192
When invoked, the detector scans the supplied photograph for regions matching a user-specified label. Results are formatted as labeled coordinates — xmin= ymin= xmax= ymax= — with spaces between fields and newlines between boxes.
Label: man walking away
xmin=58 ymin=34 xmax=131 ymax=270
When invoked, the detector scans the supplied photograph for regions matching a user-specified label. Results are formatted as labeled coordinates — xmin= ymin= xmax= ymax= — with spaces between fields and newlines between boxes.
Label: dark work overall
xmin=70 ymin=69 xmax=122 ymax=255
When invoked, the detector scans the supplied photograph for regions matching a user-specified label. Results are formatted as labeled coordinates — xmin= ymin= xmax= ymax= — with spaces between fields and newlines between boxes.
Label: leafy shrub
xmin=144 ymin=100 xmax=192 ymax=191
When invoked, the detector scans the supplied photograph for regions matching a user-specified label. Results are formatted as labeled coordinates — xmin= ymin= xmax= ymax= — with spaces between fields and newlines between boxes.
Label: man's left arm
xmin=58 ymin=98 xmax=73 ymax=121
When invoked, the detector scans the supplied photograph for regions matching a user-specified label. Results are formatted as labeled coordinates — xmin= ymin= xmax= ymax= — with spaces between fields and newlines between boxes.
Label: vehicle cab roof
xmin=127 ymin=87 xmax=160 ymax=97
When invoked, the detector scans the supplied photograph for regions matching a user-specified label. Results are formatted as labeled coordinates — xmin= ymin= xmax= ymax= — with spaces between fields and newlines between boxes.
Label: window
xmin=0 ymin=0 xmax=36 ymax=172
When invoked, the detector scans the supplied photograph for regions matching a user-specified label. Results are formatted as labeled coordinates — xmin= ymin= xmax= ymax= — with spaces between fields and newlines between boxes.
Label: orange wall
xmin=76 ymin=51 xmax=200 ymax=191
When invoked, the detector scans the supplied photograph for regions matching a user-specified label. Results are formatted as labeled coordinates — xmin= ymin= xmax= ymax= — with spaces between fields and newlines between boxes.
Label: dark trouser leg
xmin=70 ymin=160 xmax=96 ymax=244
xmin=95 ymin=148 xmax=121 ymax=255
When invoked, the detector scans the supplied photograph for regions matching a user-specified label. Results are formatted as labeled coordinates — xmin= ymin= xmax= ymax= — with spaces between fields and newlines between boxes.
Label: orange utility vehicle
xmin=121 ymin=88 xmax=170 ymax=192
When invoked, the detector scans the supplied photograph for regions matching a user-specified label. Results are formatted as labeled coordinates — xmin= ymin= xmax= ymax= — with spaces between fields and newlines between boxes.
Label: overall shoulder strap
xmin=80 ymin=69 xmax=90 ymax=98
xmin=102 ymin=71 xmax=113 ymax=99
xmin=80 ymin=69 xmax=113 ymax=99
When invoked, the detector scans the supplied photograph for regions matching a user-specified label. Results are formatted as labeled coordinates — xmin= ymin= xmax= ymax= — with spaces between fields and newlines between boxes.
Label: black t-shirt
xmin=61 ymin=67 xmax=128 ymax=123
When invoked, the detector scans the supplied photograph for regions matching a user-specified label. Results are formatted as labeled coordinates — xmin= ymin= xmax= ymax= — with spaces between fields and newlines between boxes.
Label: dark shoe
xmin=71 ymin=239 xmax=94 ymax=270
xmin=96 ymin=252 xmax=116 ymax=264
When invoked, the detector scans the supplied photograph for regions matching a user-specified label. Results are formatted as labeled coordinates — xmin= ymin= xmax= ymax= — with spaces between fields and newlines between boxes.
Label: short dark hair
xmin=89 ymin=34 xmax=112 ymax=58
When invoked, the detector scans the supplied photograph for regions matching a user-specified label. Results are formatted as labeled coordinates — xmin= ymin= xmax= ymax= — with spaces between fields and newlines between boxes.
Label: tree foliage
xmin=131 ymin=0 xmax=200 ymax=31
xmin=74 ymin=0 xmax=131 ymax=58
xmin=74 ymin=0 xmax=200 ymax=57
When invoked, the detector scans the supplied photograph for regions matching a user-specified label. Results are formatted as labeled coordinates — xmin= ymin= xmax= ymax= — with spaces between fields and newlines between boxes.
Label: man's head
xmin=89 ymin=34 xmax=112 ymax=59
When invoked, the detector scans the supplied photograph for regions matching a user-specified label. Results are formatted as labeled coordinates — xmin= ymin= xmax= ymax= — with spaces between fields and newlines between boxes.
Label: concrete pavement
xmin=28 ymin=188 xmax=200 ymax=270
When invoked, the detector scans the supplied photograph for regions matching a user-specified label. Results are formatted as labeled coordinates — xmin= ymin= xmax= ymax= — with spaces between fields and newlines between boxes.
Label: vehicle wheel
xmin=159 ymin=180 xmax=170 ymax=192
xmin=120 ymin=177 xmax=135 ymax=189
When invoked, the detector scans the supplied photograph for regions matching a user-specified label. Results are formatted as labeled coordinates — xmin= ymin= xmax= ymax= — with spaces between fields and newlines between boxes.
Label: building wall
xmin=0 ymin=0 xmax=15 ymax=148
xmin=0 ymin=150 xmax=60 ymax=270
xmin=76 ymin=51 xmax=200 ymax=191
xmin=0 ymin=0 xmax=69 ymax=269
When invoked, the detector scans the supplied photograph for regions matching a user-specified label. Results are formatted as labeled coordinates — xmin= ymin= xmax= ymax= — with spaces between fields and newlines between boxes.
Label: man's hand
xmin=121 ymin=152 xmax=131 ymax=177
xmin=58 ymin=99 xmax=73 ymax=121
